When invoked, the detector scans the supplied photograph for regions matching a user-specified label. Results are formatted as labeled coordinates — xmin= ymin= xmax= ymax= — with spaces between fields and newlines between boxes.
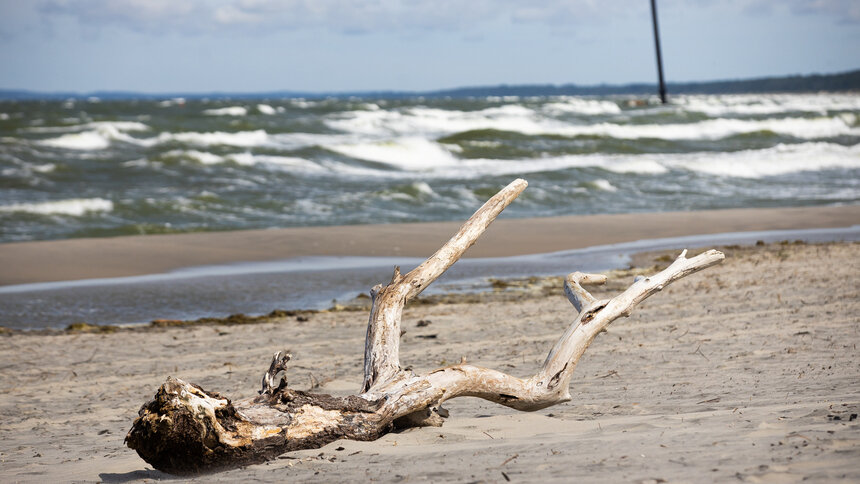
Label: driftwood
xmin=125 ymin=179 xmax=725 ymax=474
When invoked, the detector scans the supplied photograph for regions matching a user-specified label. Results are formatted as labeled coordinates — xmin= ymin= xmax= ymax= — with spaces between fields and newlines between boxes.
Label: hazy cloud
xmin=14 ymin=0 xmax=860 ymax=38
xmin=30 ymin=0 xmax=644 ymax=35
xmin=735 ymin=0 xmax=860 ymax=22
xmin=790 ymin=0 xmax=860 ymax=22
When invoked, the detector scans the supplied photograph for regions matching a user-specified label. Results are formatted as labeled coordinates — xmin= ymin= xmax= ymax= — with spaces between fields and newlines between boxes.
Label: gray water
xmin=1 ymin=93 xmax=859 ymax=243
xmin=2 ymin=226 xmax=857 ymax=330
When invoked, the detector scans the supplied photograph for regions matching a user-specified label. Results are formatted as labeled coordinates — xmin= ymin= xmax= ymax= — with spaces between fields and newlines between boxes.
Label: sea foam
xmin=328 ymin=137 xmax=459 ymax=170
xmin=159 ymin=129 xmax=269 ymax=147
xmin=26 ymin=121 xmax=150 ymax=134
xmin=257 ymin=104 xmax=277 ymax=115
xmin=667 ymin=142 xmax=860 ymax=178
xmin=326 ymin=105 xmax=857 ymax=141
xmin=203 ymin=106 xmax=248 ymax=116
xmin=676 ymin=94 xmax=860 ymax=116
xmin=37 ymin=122 xmax=150 ymax=150
xmin=321 ymin=141 xmax=859 ymax=181
xmin=0 ymin=198 xmax=113 ymax=216
xmin=543 ymin=98 xmax=622 ymax=115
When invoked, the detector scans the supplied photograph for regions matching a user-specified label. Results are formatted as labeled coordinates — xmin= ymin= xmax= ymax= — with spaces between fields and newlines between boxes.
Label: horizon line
xmin=1 ymin=67 xmax=858 ymax=99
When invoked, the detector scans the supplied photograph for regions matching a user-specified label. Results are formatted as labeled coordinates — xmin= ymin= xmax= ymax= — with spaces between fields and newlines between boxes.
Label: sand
xmin=1 ymin=240 xmax=858 ymax=483
xmin=1 ymin=205 xmax=858 ymax=285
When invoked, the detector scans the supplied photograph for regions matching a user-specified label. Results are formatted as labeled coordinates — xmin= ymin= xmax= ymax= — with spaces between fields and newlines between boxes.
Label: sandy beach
xmin=1 ymin=205 xmax=858 ymax=286
xmin=1 ymin=234 xmax=858 ymax=482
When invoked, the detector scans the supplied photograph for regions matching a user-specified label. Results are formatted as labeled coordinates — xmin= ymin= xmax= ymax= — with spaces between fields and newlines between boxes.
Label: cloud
xmin=735 ymin=0 xmax=860 ymax=22
xmin=31 ymin=0 xmax=643 ymax=36
xmin=25 ymin=0 xmax=860 ymax=38
xmin=789 ymin=0 xmax=860 ymax=22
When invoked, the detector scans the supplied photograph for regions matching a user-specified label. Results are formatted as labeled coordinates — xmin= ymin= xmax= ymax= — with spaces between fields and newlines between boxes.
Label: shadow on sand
xmin=99 ymin=469 xmax=173 ymax=482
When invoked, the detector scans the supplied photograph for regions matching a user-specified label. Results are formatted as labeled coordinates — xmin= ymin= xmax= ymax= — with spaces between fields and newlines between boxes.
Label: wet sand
xmin=0 ymin=240 xmax=858 ymax=482
xmin=2 ymin=205 xmax=858 ymax=285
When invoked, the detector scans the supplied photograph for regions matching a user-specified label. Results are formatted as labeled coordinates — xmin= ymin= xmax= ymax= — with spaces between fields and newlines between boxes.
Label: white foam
xmin=256 ymin=104 xmax=276 ymax=115
xmin=0 ymin=198 xmax=113 ymax=216
xmin=676 ymin=94 xmax=860 ymax=116
xmin=412 ymin=181 xmax=435 ymax=196
xmin=0 ymin=113 xmax=9 ymax=120
xmin=37 ymin=122 xmax=149 ymax=150
xmin=26 ymin=120 xmax=150 ymax=134
xmin=321 ymin=140 xmax=859 ymax=182
xmin=39 ymin=130 xmax=112 ymax=150
xmin=667 ymin=142 xmax=860 ymax=178
xmin=465 ymin=142 xmax=860 ymax=180
xmin=602 ymin=159 xmax=668 ymax=175
xmin=549 ymin=116 xmax=859 ymax=140
xmin=590 ymin=179 xmax=618 ymax=191
xmin=158 ymin=98 xmax=186 ymax=107
xmin=160 ymin=129 xmax=268 ymax=147
xmin=324 ymin=105 xmax=554 ymax=137
xmin=32 ymin=163 xmax=57 ymax=173
xmin=220 ymin=152 xmax=325 ymax=172
xmin=163 ymin=150 xmax=225 ymax=165
xmin=328 ymin=137 xmax=459 ymax=170
xmin=543 ymin=98 xmax=622 ymax=115
xmin=326 ymin=101 xmax=857 ymax=141
xmin=203 ymin=106 xmax=248 ymax=116
xmin=290 ymin=99 xmax=317 ymax=109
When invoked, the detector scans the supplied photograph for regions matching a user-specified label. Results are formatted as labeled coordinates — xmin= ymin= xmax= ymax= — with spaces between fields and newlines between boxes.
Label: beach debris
xmin=124 ymin=178 xmax=725 ymax=475
xmin=260 ymin=351 xmax=291 ymax=395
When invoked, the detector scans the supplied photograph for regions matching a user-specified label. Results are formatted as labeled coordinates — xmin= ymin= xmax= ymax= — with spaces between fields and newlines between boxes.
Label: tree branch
xmin=361 ymin=178 xmax=528 ymax=392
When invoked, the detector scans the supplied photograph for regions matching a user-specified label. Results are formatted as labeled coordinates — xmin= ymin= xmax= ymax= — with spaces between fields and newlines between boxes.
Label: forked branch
xmin=125 ymin=179 xmax=724 ymax=475
xmin=361 ymin=178 xmax=528 ymax=392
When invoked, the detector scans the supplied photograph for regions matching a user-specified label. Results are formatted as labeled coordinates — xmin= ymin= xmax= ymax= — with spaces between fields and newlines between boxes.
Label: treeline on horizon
xmin=2 ymin=69 xmax=859 ymax=101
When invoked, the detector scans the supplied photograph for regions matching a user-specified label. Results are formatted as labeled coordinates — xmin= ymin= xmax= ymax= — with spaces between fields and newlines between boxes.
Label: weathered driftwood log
xmin=125 ymin=179 xmax=725 ymax=474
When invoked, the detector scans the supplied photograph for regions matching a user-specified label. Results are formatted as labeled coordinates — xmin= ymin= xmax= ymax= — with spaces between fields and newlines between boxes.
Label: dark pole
xmin=650 ymin=0 xmax=667 ymax=103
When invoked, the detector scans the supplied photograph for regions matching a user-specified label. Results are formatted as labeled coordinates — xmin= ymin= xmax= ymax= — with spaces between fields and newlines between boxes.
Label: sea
xmin=1 ymin=93 xmax=860 ymax=329
xmin=1 ymin=93 xmax=859 ymax=243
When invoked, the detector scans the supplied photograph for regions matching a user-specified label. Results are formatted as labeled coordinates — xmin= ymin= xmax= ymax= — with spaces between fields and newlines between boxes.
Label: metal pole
xmin=650 ymin=0 xmax=667 ymax=103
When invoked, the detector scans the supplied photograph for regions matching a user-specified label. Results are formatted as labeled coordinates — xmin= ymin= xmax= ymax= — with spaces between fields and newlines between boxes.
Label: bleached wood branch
xmin=361 ymin=178 xmax=528 ymax=392
xmin=367 ymin=248 xmax=725 ymax=415
xmin=125 ymin=179 xmax=724 ymax=475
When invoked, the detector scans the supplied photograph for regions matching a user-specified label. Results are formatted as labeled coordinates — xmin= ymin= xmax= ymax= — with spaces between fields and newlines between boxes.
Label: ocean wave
xmin=325 ymin=105 xmax=555 ymax=137
xmin=322 ymin=141 xmax=859 ymax=180
xmin=37 ymin=123 xmax=147 ymax=150
xmin=326 ymin=104 xmax=857 ymax=141
xmin=328 ymin=137 xmax=459 ymax=170
xmin=202 ymin=106 xmax=248 ymax=116
xmin=0 ymin=198 xmax=113 ymax=216
xmin=667 ymin=142 xmax=860 ymax=178
xmin=675 ymin=94 xmax=860 ymax=116
xmin=588 ymin=179 xmax=618 ymax=191
xmin=158 ymin=98 xmax=186 ymax=107
xmin=162 ymin=149 xmax=225 ymax=165
xmin=555 ymin=116 xmax=859 ymax=140
xmin=542 ymin=98 xmax=622 ymax=115
xmin=148 ymin=130 xmax=346 ymax=150
xmin=376 ymin=181 xmax=436 ymax=202
xmin=36 ymin=127 xmax=351 ymax=151
xmin=25 ymin=121 xmax=150 ymax=134
xmin=160 ymin=149 xmax=323 ymax=171
xmin=158 ymin=129 xmax=268 ymax=148
xmin=257 ymin=104 xmax=277 ymax=115
xmin=225 ymin=153 xmax=324 ymax=171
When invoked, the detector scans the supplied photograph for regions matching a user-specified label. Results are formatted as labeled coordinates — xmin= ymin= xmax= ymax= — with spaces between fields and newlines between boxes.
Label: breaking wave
xmin=0 ymin=198 xmax=114 ymax=216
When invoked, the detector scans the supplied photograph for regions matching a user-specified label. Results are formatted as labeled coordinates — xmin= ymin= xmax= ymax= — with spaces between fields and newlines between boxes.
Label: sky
xmin=0 ymin=0 xmax=859 ymax=94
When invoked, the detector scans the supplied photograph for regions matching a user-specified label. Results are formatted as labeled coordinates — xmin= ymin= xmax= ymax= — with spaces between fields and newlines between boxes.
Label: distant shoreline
xmin=2 ymin=205 xmax=858 ymax=286
xmin=1 ymin=68 xmax=858 ymax=100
